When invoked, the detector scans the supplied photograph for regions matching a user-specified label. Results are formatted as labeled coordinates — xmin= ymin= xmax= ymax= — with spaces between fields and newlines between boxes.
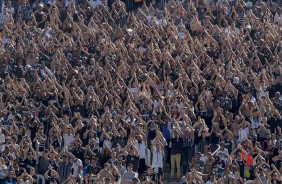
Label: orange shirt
xmin=241 ymin=147 xmax=253 ymax=166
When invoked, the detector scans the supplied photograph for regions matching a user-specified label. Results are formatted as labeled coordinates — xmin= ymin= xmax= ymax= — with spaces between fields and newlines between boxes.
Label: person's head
xmin=147 ymin=166 xmax=153 ymax=175
xmin=184 ymin=127 xmax=192 ymax=135
xmin=152 ymin=113 xmax=158 ymax=120
xmin=172 ymin=130 xmax=180 ymax=138
xmin=195 ymin=152 xmax=201 ymax=160
xmin=266 ymin=133 xmax=271 ymax=140
xmin=49 ymin=150 xmax=57 ymax=159
xmin=27 ymin=152 xmax=34 ymax=160
xmin=272 ymin=171 xmax=280 ymax=181
xmin=127 ymin=164 xmax=133 ymax=172
xmin=38 ymin=3 xmax=44 ymax=10
xmin=275 ymin=92 xmax=280 ymax=99
xmin=23 ymin=173 xmax=29 ymax=181
xmin=29 ymin=167 xmax=35 ymax=176
xmin=129 ymin=148 xmax=135 ymax=155
xmin=6 ymin=1 xmax=11 ymax=7
xmin=7 ymin=171 xmax=13 ymax=178
xmin=21 ymin=0 xmax=28 ymax=4
xmin=38 ymin=126 xmax=44 ymax=133
xmin=111 ymin=151 xmax=117 ymax=159
xmin=219 ymin=141 xmax=225 ymax=149
xmin=41 ymin=149 xmax=48 ymax=158
xmin=104 ymin=177 xmax=111 ymax=184
xmin=104 ymin=163 xmax=110 ymax=170
xmin=236 ymin=152 xmax=241 ymax=160
xmin=136 ymin=135 xmax=142 ymax=142
xmin=117 ymin=159 xmax=122 ymax=167
xmin=91 ymin=157 xmax=98 ymax=165
xmin=132 ymin=177 xmax=139 ymax=184
xmin=85 ymin=156 xmax=91 ymax=164
xmin=61 ymin=154 xmax=68 ymax=162
xmin=207 ymin=152 xmax=213 ymax=159
xmin=275 ymin=140 xmax=280 ymax=148
xmin=50 ymin=170 xmax=57 ymax=177
xmin=21 ymin=141 xmax=29 ymax=150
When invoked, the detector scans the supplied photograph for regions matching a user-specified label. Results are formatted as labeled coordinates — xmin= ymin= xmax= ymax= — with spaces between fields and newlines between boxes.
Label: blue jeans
xmin=182 ymin=147 xmax=194 ymax=174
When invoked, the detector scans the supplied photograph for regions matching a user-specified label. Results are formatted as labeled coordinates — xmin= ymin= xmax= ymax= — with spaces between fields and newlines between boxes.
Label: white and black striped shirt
xmin=219 ymin=97 xmax=232 ymax=110
xmin=183 ymin=135 xmax=194 ymax=148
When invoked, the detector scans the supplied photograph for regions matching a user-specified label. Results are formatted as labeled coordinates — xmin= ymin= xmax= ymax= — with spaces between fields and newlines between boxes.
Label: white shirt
xmin=200 ymin=154 xmax=208 ymax=163
xmin=215 ymin=148 xmax=229 ymax=162
xmin=151 ymin=100 xmax=161 ymax=113
xmin=71 ymin=159 xmax=83 ymax=177
xmin=238 ymin=128 xmax=249 ymax=142
xmin=89 ymin=0 xmax=103 ymax=9
xmin=155 ymin=18 xmax=167 ymax=27
xmin=63 ymin=134 xmax=74 ymax=148
xmin=7 ymin=113 xmax=14 ymax=121
xmin=19 ymin=180 xmax=31 ymax=184
xmin=245 ymin=1 xmax=253 ymax=8
xmin=250 ymin=117 xmax=261 ymax=129
xmin=64 ymin=0 xmax=70 ymax=7
xmin=8 ymin=152 xmax=16 ymax=160
xmin=103 ymin=140 xmax=112 ymax=149
xmin=134 ymin=140 xmax=146 ymax=159
xmin=0 ymin=164 xmax=7 ymax=178
xmin=151 ymin=150 xmax=163 ymax=168
xmin=128 ymin=87 xmax=138 ymax=98
xmin=178 ymin=32 xmax=186 ymax=40
xmin=2 ymin=7 xmax=14 ymax=15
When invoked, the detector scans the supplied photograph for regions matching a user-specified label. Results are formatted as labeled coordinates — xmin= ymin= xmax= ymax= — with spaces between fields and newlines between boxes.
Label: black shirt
xmin=142 ymin=173 xmax=158 ymax=183
xmin=234 ymin=159 xmax=245 ymax=178
xmin=125 ymin=155 xmax=139 ymax=172
xmin=72 ymin=148 xmax=85 ymax=160
xmin=87 ymin=165 xmax=101 ymax=176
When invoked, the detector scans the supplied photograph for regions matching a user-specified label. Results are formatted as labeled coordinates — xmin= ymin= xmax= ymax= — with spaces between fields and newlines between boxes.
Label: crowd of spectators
xmin=0 ymin=0 xmax=281 ymax=184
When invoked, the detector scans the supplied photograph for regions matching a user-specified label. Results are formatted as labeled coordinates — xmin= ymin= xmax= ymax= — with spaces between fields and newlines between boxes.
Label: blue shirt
xmin=6 ymin=178 xmax=17 ymax=184
xmin=83 ymin=163 xmax=92 ymax=177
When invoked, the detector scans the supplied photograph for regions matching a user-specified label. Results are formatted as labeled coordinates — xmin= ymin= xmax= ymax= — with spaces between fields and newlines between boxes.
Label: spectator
xmin=0 ymin=0 xmax=280 ymax=184
xmin=170 ymin=130 xmax=182 ymax=180
xmin=121 ymin=164 xmax=138 ymax=184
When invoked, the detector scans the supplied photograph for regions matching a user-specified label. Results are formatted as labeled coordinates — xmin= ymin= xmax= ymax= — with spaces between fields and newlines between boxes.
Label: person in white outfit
xmin=151 ymin=142 xmax=164 ymax=181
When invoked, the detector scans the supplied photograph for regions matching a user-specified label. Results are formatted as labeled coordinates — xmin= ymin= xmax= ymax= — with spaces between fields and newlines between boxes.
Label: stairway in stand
xmin=162 ymin=163 xmax=183 ymax=184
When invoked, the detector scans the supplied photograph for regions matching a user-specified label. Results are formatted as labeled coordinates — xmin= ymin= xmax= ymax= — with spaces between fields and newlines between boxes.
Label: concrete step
xmin=162 ymin=163 xmax=184 ymax=183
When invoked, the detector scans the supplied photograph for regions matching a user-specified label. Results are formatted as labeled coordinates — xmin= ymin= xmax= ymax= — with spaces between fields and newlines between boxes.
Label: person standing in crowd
xmin=170 ymin=129 xmax=182 ymax=181
xmin=150 ymin=140 xmax=164 ymax=182
xmin=0 ymin=0 xmax=280 ymax=184
xmin=182 ymin=127 xmax=195 ymax=175
xmin=121 ymin=164 xmax=138 ymax=184
xmin=58 ymin=151 xmax=72 ymax=183
xmin=134 ymin=135 xmax=147 ymax=178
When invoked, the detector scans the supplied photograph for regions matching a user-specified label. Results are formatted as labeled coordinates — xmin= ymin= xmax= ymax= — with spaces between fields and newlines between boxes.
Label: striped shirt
xmin=238 ymin=11 xmax=245 ymax=24
xmin=58 ymin=161 xmax=72 ymax=182
xmin=219 ymin=97 xmax=232 ymax=110
xmin=183 ymin=135 xmax=194 ymax=148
